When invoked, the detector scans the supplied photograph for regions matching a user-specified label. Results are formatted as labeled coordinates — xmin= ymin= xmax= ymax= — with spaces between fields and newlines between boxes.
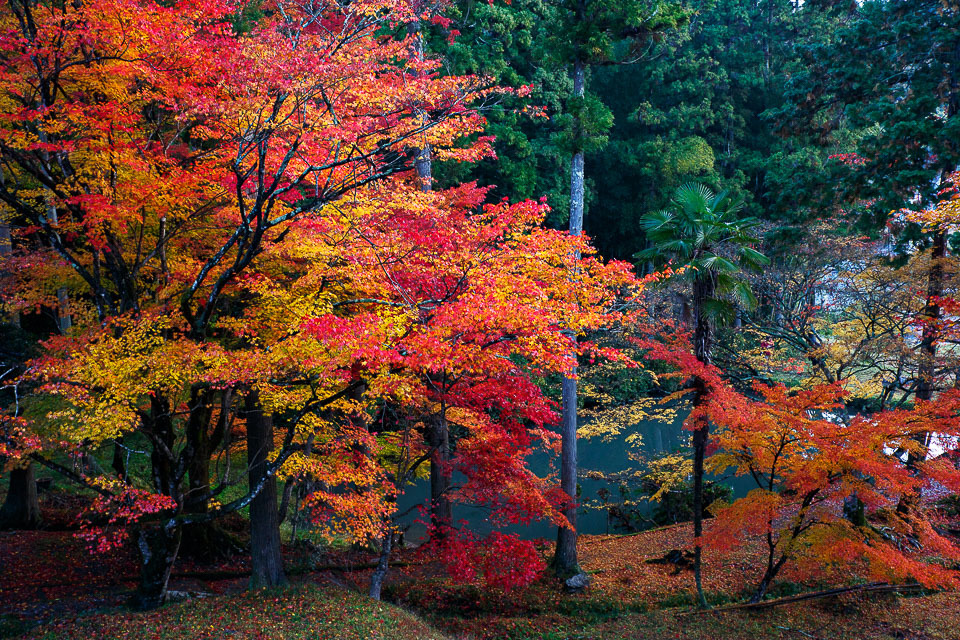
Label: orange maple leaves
xmin=706 ymin=381 xmax=960 ymax=595
xmin=637 ymin=323 xmax=960 ymax=598
xmin=0 ymin=0 xmax=647 ymax=596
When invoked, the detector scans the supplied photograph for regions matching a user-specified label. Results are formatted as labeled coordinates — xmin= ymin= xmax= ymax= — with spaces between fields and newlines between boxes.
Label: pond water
xmin=395 ymin=411 xmax=754 ymax=542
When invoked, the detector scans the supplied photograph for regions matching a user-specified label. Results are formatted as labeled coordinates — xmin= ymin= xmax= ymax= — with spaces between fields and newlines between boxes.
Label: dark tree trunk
xmin=0 ymin=223 xmax=17 ymax=327
xmin=186 ymin=451 xmax=210 ymax=515
xmin=843 ymin=493 xmax=866 ymax=527
xmin=411 ymin=28 xmax=452 ymax=544
xmin=428 ymin=414 xmax=452 ymax=538
xmin=279 ymin=434 xmax=313 ymax=544
xmin=111 ymin=438 xmax=128 ymax=482
xmin=410 ymin=28 xmax=450 ymax=541
xmin=149 ymin=394 xmax=177 ymax=500
xmin=691 ymin=408 xmax=708 ymax=607
xmin=133 ymin=393 xmax=183 ymax=608
xmin=896 ymin=229 xmax=947 ymax=515
xmin=917 ymin=230 xmax=945 ymax=404
xmin=750 ymin=525 xmax=801 ymax=603
xmin=369 ymin=530 xmax=393 ymax=601
xmin=185 ymin=388 xmax=215 ymax=512
xmin=278 ymin=478 xmax=295 ymax=525
xmin=554 ymin=56 xmax=586 ymax=578
xmin=0 ymin=465 xmax=41 ymax=529
xmin=750 ymin=529 xmax=781 ymax=604
xmin=245 ymin=391 xmax=286 ymax=589
xmin=131 ymin=521 xmax=181 ymax=610
xmin=751 ymin=569 xmax=775 ymax=604
xmin=182 ymin=389 xmax=240 ymax=558
xmin=691 ymin=272 xmax=716 ymax=608
xmin=680 ymin=295 xmax=693 ymax=328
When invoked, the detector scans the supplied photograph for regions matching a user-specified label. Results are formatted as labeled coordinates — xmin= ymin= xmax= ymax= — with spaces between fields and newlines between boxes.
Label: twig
xmin=682 ymin=582 xmax=924 ymax=615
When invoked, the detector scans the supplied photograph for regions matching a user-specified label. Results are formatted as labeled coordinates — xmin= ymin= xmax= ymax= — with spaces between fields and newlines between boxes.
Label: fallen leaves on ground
xmin=23 ymin=584 xmax=445 ymax=640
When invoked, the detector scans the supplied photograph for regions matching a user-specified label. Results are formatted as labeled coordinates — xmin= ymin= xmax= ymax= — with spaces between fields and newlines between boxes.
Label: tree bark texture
xmin=429 ymin=414 xmax=452 ymax=537
xmin=0 ymin=465 xmax=41 ymax=529
xmin=0 ymin=222 xmax=18 ymax=327
xmin=245 ymin=391 xmax=287 ymax=589
xmin=410 ymin=23 xmax=433 ymax=194
xmin=554 ymin=57 xmax=586 ymax=577
xmin=131 ymin=521 xmax=181 ymax=610
xmin=691 ymin=271 xmax=716 ymax=608
xmin=409 ymin=26 xmax=452 ymax=542
xmin=917 ymin=230 xmax=945 ymax=403
xmin=369 ymin=530 xmax=393 ymax=601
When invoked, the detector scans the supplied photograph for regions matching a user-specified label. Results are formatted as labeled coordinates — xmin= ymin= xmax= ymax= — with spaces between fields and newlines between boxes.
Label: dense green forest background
xmin=423 ymin=0 xmax=958 ymax=262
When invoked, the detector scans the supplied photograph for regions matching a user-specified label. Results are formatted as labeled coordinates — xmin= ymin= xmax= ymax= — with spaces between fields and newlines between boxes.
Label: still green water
xmin=396 ymin=411 xmax=750 ymax=541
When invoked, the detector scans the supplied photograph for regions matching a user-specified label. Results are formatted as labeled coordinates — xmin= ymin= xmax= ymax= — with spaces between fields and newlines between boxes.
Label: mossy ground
xmin=24 ymin=584 xmax=445 ymax=640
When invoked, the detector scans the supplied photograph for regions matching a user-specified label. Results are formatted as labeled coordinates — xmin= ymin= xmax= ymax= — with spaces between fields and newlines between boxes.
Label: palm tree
xmin=636 ymin=183 xmax=768 ymax=608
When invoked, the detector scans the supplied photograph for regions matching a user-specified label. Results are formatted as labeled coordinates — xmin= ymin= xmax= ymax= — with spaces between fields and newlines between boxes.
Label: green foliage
xmin=773 ymin=0 xmax=960 ymax=231
xmin=663 ymin=136 xmax=715 ymax=181
xmin=430 ymin=0 xmax=687 ymax=227
xmin=656 ymin=589 xmax=735 ymax=608
xmin=649 ymin=479 xmax=732 ymax=528
xmin=585 ymin=0 xmax=832 ymax=258
xmin=609 ymin=474 xmax=733 ymax=531
xmin=552 ymin=93 xmax=614 ymax=156
xmin=637 ymin=182 xmax=769 ymax=323
xmin=554 ymin=597 xmax=648 ymax=625
xmin=0 ymin=615 xmax=31 ymax=639
xmin=534 ymin=0 xmax=690 ymax=68
xmin=426 ymin=0 xmax=571 ymax=223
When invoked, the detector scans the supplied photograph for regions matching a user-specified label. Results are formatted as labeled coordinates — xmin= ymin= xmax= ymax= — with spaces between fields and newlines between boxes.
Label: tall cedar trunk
xmin=245 ymin=391 xmax=286 ymax=589
xmin=0 ymin=465 xmax=41 ymax=529
xmin=691 ymin=272 xmax=715 ymax=608
xmin=554 ymin=56 xmax=586 ymax=577
xmin=131 ymin=521 xmax=181 ymax=610
xmin=410 ymin=22 xmax=432 ymax=193
xmin=369 ymin=529 xmax=393 ymax=600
